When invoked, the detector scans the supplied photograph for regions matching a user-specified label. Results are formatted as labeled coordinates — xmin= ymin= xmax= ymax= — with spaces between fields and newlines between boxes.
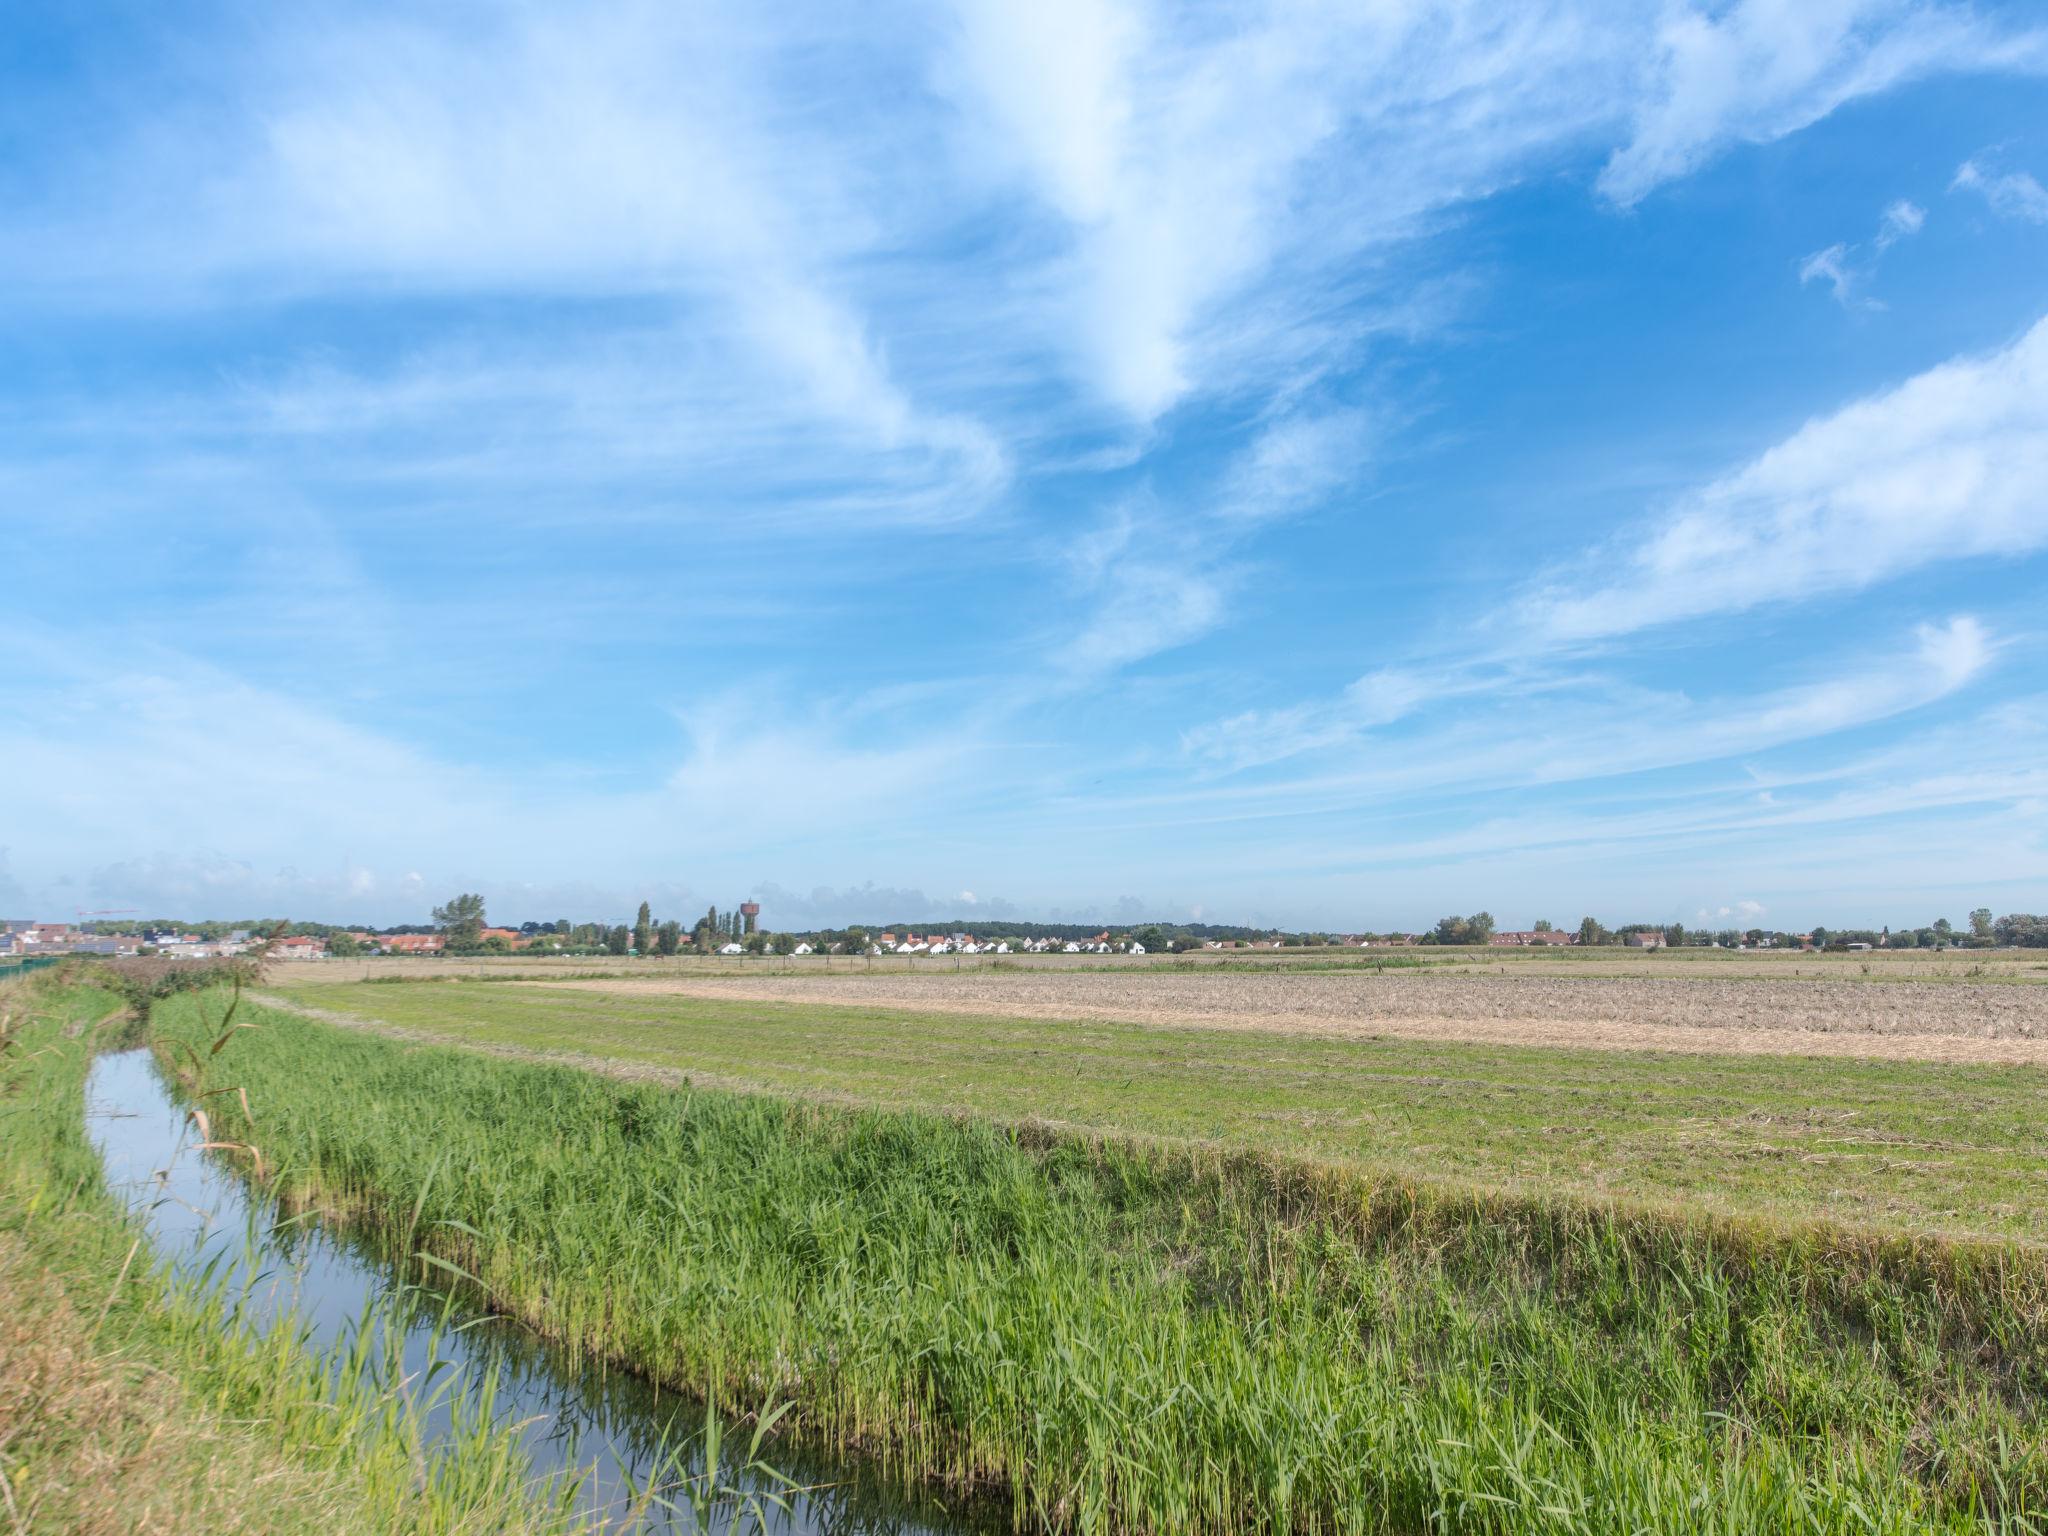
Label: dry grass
xmin=0 ymin=1232 xmax=347 ymax=1536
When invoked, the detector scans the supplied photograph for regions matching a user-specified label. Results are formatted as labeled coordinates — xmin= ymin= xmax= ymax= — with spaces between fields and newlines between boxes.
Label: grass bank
xmin=0 ymin=977 xmax=575 ymax=1535
xmin=165 ymin=988 xmax=2048 ymax=1534
xmin=278 ymin=979 xmax=2048 ymax=1241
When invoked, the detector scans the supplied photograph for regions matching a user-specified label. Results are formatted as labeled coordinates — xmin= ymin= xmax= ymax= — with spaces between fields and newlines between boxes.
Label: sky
xmin=1 ymin=0 xmax=2045 ymax=933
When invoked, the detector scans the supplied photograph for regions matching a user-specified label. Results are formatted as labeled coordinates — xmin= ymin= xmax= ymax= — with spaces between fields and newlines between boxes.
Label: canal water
xmin=85 ymin=1047 xmax=992 ymax=1536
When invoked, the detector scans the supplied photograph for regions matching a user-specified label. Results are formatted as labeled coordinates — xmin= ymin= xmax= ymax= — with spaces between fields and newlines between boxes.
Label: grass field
xmin=148 ymin=984 xmax=2048 ymax=1533
xmin=275 ymin=979 xmax=2048 ymax=1241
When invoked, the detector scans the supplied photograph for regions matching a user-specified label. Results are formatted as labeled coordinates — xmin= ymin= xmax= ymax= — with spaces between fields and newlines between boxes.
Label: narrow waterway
xmin=85 ymin=1047 xmax=993 ymax=1536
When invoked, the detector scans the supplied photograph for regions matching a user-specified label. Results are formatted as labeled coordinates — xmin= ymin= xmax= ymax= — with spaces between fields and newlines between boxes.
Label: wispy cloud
xmin=1798 ymin=197 xmax=1926 ymax=308
xmin=1179 ymin=617 xmax=1994 ymax=785
xmin=1598 ymin=0 xmax=2048 ymax=205
xmin=1799 ymin=242 xmax=1860 ymax=306
xmin=1952 ymin=155 xmax=2048 ymax=222
xmin=1523 ymin=313 xmax=2048 ymax=641
xmin=1876 ymin=197 xmax=1927 ymax=249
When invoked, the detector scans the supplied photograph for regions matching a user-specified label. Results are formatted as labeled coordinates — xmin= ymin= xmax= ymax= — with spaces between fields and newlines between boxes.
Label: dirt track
xmin=529 ymin=971 xmax=2048 ymax=1065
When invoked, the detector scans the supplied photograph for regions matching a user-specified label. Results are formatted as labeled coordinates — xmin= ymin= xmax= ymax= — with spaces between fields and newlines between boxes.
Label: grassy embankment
xmin=282 ymin=979 xmax=2048 ymax=1241
xmin=168 ymin=984 xmax=2048 ymax=1534
xmin=0 ymin=976 xmax=578 ymax=1535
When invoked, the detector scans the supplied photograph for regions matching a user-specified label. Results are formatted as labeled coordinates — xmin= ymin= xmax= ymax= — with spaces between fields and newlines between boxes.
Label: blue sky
xmin=2 ymin=0 xmax=2045 ymax=932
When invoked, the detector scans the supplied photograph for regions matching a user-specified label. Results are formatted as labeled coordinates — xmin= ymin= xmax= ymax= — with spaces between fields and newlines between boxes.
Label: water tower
xmin=740 ymin=901 xmax=761 ymax=935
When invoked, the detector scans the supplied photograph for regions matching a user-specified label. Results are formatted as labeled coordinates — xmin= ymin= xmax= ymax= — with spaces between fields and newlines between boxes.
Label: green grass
xmin=0 ymin=979 xmax=579 ymax=1535
xmin=278 ymin=980 xmax=2048 ymax=1243
xmin=156 ymin=987 xmax=2048 ymax=1534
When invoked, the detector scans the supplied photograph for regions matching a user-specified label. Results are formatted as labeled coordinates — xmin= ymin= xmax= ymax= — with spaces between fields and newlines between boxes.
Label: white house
xmin=994 ymin=942 xmax=1011 ymax=953
xmin=1128 ymin=942 xmax=1145 ymax=954
xmin=719 ymin=942 xmax=744 ymax=955
xmin=1062 ymin=942 xmax=1080 ymax=952
xmin=792 ymin=942 xmax=813 ymax=955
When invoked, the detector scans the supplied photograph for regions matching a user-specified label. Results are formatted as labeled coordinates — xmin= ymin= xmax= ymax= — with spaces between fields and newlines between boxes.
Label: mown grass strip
xmin=278 ymin=979 xmax=2048 ymax=1242
xmin=165 ymin=988 xmax=2048 ymax=1535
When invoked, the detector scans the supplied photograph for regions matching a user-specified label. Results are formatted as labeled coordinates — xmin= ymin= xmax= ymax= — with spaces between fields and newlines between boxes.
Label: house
xmin=993 ymin=942 xmax=1011 ymax=954
xmin=1490 ymin=930 xmax=1576 ymax=946
xmin=1625 ymin=930 xmax=1665 ymax=949
xmin=1128 ymin=942 xmax=1145 ymax=954
xmin=478 ymin=927 xmax=525 ymax=946
xmin=384 ymin=934 xmax=446 ymax=955
xmin=719 ymin=942 xmax=744 ymax=955
xmin=792 ymin=942 xmax=813 ymax=955
xmin=274 ymin=936 xmax=327 ymax=961
xmin=1062 ymin=942 xmax=1080 ymax=952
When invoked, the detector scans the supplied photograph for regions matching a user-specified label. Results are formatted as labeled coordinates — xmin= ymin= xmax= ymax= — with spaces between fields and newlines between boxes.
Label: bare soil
xmin=526 ymin=970 xmax=2048 ymax=1065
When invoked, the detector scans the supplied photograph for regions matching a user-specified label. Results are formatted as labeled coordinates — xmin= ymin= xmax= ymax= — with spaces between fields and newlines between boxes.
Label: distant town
xmin=5 ymin=901 xmax=2042 ymax=964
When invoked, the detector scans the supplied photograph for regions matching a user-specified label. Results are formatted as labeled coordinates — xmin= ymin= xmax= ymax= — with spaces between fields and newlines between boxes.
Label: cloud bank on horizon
xmin=1 ymin=0 xmax=2044 ymax=930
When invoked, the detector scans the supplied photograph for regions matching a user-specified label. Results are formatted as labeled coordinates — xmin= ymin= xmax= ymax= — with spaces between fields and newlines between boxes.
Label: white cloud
xmin=1598 ymin=0 xmax=2048 ymax=205
xmin=1057 ymin=548 xmax=1228 ymax=677
xmin=1799 ymin=197 xmax=1925 ymax=306
xmin=1525 ymin=314 xmax=2048 ymax=641
xmin=1952 ymin=156 xmax=2048 ymax=222
xmin=1219 ymin=407 xmax=1376 ymax=521
xmin=1799 ymin=242 xmax=1859 ymax=305
xmin=0 ymin=631 xmax=1028 ymax=920
xmin=939 ymin=0 xmax=2044 ymax=421
xmin=1179 ymin=617 xmax=1993 ymax=788
xmin=1875 ymin=197 xmax=1926 ymax=248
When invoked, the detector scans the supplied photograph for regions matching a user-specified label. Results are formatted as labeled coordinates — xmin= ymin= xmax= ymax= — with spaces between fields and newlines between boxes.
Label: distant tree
xmin=556 ymin=917 xmax=571 ymax=937
xmin=1533 ymin=919 xmax=1553 ymax=933
xmin=1666 ymin=923 xmax=1686 ymax=948
xmin=432 ymin=893 xmax=487 ymax=947
xmin=1811 ymin=927 xmax=1829 ymax=947
xmin=633 ymin=901 xmax=653 ymax=955
xmin=606 ymin=925 xmax=630 ymax=955
xmin=1427 ymin=912 xmax=1495 ymax=946
xmin=1993 ymin=914 xmax=2046 ymax=947
xmin=843 ymin=926 xmax=870 ymax=954
xmin=770 ymin=931 xmax=797 ymax=955
xmin=1970 ymin=907 xmax=1994 ymax=940
xmin=1578 ymin=916 xmax=1607 ymax=946
xmin=1932 ymin=917 xmax=1954 ymax=945
xmin=656 ymin=919 xmax=681 ymax=956
xmin=327 ymin=932 xmax=363 ymax=957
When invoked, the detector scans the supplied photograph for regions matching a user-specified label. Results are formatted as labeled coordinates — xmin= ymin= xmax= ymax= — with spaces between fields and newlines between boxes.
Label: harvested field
xmin=524 ymin=969 xmax=2048 ymax=1064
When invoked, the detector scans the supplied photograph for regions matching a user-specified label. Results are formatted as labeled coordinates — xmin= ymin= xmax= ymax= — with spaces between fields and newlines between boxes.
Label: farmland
xmin=272 ymin=971 xmax=2048 ymax=1240
xmin=136 ymin=972 xmax=2048 ymax=1531
xmin=13 ymin=954 xmax=2048 ymax=1532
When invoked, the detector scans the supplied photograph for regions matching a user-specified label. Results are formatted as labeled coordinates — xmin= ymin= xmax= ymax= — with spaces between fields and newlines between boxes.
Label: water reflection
xmin=86 ymin=1047 xmax=991 ymax=1536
